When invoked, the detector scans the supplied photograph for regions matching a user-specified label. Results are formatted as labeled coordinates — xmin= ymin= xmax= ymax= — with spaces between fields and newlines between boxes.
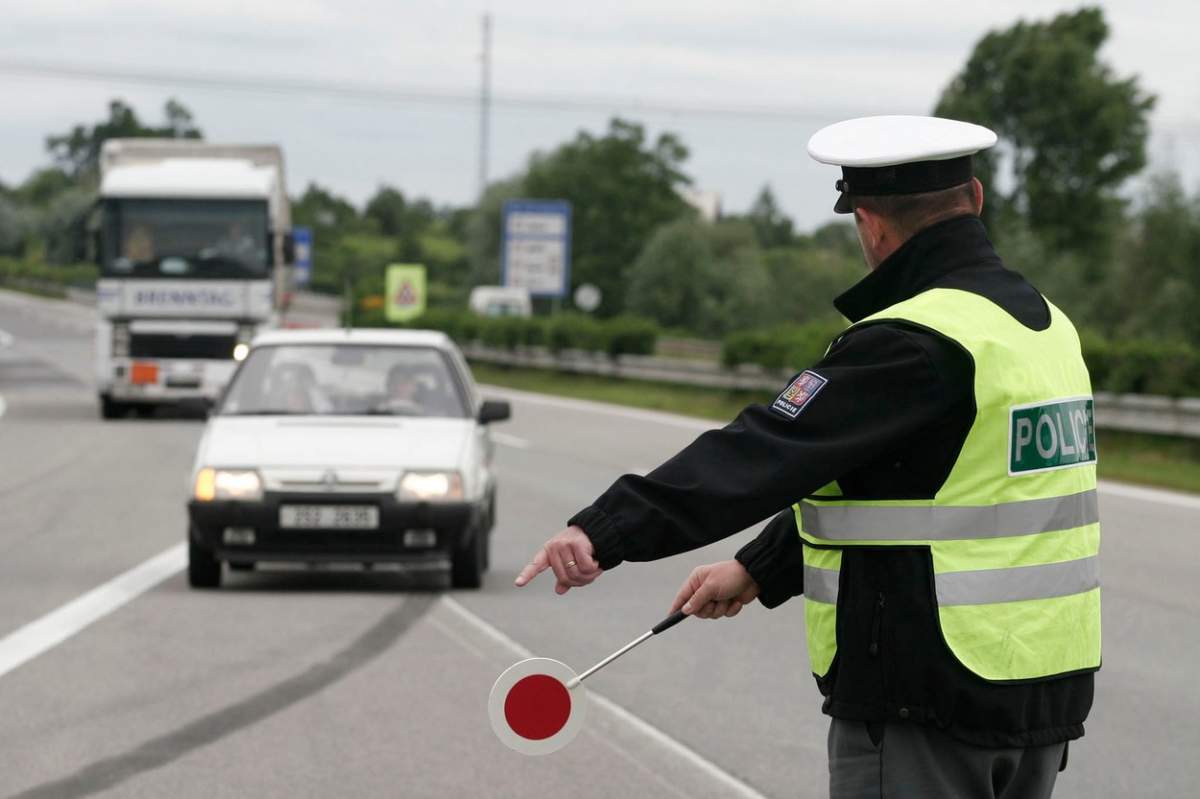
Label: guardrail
xmin=43 ymin=287 xmax=1200 ymax=439
xmin=462 ymin=343 xmax=1200 ymax=439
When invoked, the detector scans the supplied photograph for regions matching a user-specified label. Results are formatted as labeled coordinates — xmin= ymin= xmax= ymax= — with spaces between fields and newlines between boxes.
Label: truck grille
xmin=129 ymin=333 xmax=237 ymax=360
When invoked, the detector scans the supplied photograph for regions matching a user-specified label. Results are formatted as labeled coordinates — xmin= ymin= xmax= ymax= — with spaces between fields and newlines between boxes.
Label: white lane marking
xmin=0 ymin=544 xmax=186 ymax=679
xmin=490 ymin=432 xmax=531 ymax=450
xmin=478 ymin=384 xmax=717 ymax=433
xmin=0 ymin=395 xmax=6 ymax=419
xmin=0 ymin=328 xmax=13 ymax=348
xmin=589 ymin=730 xmax=693 ymax=799
xmin=427 ymin=615 xmax=487 ymax=660
xmin=440 ymin=596 xmax=768 ymax=799
xmin=1099 ymin=480 xmax=1200 ymax=510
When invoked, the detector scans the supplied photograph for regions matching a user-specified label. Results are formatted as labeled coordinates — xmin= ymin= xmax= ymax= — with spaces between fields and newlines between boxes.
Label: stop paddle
xmin=488 ymin=610 xmax=689 ymax=755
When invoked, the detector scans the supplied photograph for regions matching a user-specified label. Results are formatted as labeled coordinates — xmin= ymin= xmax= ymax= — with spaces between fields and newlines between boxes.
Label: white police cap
xmin=808 ymin=115 xmax=997 ymax=213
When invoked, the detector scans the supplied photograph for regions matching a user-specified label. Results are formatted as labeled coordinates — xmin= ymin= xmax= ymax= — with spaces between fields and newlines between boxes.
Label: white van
xmin=467 ymin=286 xmax=532 ymax=318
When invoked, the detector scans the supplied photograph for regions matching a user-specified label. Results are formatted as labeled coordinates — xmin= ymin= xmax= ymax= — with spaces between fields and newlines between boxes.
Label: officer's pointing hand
xmin=514 ymin=525 xmax=602 ymax=594
xmin=671 ymin=560 xmax=760 ymax=619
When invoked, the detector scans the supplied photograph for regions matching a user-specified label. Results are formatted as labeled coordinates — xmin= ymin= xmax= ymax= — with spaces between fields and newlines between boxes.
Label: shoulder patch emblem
xmin=772 ymin=370 xmax=828 ymax=419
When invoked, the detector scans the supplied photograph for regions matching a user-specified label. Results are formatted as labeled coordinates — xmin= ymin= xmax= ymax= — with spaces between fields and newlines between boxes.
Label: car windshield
xmin=101 ymin=198 xmax=270 ymax=279
xmin=219 ymin=344 xmax=468 ymax=418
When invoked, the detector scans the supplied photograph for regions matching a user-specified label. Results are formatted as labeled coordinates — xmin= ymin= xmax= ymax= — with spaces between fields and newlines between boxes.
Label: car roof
xmin=250 ymin=327 xmax=457 ymax=351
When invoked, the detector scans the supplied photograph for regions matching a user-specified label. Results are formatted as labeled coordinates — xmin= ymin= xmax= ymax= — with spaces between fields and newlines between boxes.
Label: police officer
xmin=515 ymin=116 xmax=1100 ymax=799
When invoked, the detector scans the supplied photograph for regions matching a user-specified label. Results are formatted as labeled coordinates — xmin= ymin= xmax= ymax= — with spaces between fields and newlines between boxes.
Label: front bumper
xmin=188 ymin=492 xmax=485 ymax=564
xmin=104 ymin=357 xmax=237 ymax=403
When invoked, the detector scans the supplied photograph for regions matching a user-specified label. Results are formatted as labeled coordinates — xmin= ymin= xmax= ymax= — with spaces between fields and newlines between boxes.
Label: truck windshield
xmin=101 ymin=199 xmax=270 ymax=279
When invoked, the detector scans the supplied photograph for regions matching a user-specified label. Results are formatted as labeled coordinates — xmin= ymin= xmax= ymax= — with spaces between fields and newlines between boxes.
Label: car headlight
xmin=232 ymin=342 xmax=250 ymax=361
xmin=397 ymin=471 xmax=463 ymax=502
xmin=112 ymin=322 xmax=130 ymax=357
xmin=194 ymin=468 xmax=263 ymax=502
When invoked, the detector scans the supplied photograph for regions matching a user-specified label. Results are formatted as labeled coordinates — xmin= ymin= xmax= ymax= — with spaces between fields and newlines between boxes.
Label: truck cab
xmin=94 ymin=140 xmax=292 ymax=418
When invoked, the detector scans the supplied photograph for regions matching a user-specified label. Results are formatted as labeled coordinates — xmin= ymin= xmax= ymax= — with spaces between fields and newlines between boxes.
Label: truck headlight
xmin=397 ymin=471 xmax=463 ymax=502
xmin=194 ymin=468 xmax=264 ymax=502
xmin=112 ymin=322 xmax=130 ymax=357
xmin=233 ymin=324 xmax=255 ymax=361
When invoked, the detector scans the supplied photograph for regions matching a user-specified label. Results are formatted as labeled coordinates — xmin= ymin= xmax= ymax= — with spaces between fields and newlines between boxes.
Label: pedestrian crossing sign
xmin=385 ymin=264 xmax=427 ymax=322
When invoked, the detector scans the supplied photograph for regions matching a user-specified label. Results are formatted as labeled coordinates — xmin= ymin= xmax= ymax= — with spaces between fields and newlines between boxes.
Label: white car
xmin=185 ymin=328 xmax=510 ymax=589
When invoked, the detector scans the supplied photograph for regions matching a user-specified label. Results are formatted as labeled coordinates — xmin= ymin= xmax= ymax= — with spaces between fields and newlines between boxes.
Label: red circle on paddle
xmin=503 ymin=674 xmax=571 ymax=740
xmin=490 ymin=657 xmax=586 ymax=754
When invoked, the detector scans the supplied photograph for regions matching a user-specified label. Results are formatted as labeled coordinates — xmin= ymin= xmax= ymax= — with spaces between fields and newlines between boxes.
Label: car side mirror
xmin=478 ymin=399 xmax=511 ymax=424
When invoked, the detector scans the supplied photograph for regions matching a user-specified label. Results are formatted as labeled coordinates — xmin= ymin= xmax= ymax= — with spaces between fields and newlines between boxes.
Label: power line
xmin=0 ymin=58 xmax=848 ymax=123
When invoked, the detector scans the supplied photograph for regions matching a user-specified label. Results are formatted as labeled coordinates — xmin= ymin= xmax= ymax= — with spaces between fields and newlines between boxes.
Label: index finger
xmin=514 ymin=547 xmax=549 ymax=587
xmin=669 ymin=570 xmax=704 ymax=614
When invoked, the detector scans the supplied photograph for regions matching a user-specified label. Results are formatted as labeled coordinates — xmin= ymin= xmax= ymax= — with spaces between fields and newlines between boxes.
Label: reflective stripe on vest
xmin=803 ymin=555 xmax=1099 ymax=606
xmin=797 ymin=288 xmax=1102 ymax=683
xmin=799 ymin=489 xmax=1098 ymax=541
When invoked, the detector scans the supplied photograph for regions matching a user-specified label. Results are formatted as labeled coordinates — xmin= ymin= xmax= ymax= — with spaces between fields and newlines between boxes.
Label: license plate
xmin=130 ymin=362 xmax=159 ymax=385
xmin=279 ymin=505 xmax=379 ymax=530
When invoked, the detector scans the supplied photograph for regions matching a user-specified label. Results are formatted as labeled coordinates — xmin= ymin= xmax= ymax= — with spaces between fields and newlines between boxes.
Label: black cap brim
xmin=834 ymin=191 xmax=853 ymax=214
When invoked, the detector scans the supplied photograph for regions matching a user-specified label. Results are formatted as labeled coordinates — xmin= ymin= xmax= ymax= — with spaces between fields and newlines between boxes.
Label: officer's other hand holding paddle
xmin=514 ymin=525 xmax=602 ymax=594
xmin=670 ymin=560 xmax=759 ymax=619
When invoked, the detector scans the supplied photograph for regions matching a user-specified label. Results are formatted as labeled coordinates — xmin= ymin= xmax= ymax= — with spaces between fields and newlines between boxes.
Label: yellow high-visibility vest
xmin=799 ymin=288 xmax=1101 ymax=681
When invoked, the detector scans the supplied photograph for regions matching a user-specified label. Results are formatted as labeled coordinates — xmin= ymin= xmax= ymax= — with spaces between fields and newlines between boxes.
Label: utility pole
xmin=478 ymin=12 xmax=492 ymax=200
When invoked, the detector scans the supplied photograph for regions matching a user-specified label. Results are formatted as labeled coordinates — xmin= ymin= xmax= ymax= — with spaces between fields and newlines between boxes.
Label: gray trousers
xmin=828 ymin=718 xmax=1066 ymax=799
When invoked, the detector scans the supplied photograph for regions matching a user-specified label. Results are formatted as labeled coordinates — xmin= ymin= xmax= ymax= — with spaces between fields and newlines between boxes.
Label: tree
xmin=40 ymin=188 xmax=95 ymax=264
xmin=292 ymin=183 xmax=362 ymax=233
xmin=625 ymin=218 xmax=772 ymax=336
xmin=934 ymin=7 xmax=1155 ymax=257
xmin=0 ymin=196 xmax=25 ymax=256
xmin=467 ymin=176 xmax=524 ymax=288
xmin=472 ymin=118 xmax=693 ymax=316
xmin=1111 ymin=173 xmax=1200 ymax=345
xmin=364 ymin=185 xmax=436 ymax=261
xmin=746 ymin=185 xmax=795 ymax=248
xmin=46 ymin=98 xmax=204 ymax=180
xmin=12 ymin=167 xmax=73 ymax=207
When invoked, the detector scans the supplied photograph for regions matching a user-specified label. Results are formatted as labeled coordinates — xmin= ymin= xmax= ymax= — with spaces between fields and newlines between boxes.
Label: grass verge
xmin=471 ymin=361 xmax=1200 ymax=495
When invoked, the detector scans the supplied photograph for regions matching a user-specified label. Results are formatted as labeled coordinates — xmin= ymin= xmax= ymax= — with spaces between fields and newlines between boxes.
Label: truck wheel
xmin=100 ymin=395 xmax=126 ymax=419
xmin=451 ymin=529 xmax=485 ymax=589
xmin=188 ymin=540 xmax=222 ymax=588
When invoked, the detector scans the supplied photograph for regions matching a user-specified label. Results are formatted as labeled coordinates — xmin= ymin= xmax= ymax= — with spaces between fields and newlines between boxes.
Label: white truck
xmin=94 ymin=139 xmax=293 ymax=418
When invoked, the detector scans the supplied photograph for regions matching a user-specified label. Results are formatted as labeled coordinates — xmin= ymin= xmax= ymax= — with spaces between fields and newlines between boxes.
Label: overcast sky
xmin=1 ymin=0 xmax=1197 ymax=231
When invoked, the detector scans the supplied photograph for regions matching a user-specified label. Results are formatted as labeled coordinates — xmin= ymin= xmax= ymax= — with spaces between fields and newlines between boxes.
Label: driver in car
xmin=384 ymin=364 xmax=427 ymax=413
xmin=266 ymin=362 xmax=332 ymax=414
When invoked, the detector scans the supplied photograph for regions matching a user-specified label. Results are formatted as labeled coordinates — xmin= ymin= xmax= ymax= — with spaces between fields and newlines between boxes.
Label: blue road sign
xmin=501 ymin=200 xmax=571 ymax=298
xmin=292 ymin=226 xmax=313 ymax=286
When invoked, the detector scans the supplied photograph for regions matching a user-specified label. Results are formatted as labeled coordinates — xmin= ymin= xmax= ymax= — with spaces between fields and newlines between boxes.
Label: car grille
xmin=129 ymin=333 xmax=237 ymax=360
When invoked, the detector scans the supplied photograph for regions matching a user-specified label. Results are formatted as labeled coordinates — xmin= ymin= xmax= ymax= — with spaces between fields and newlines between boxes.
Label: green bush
xmin=547 ymin=313 xmax=604 ymax=353
xmin=1083 ymin=336 xmax=1200 ymax=396
xmin=478 ymin=316 xmax=526 ymax=350
xmin=0 ymin=258 xmax=98 ymax=294
xmin=722 ymin=328 xmax=788 ymax=369
xmin=602 ymin=315 xmax=659 ymax=357
xmin=722 ymin=320 xmax=844 ymax=371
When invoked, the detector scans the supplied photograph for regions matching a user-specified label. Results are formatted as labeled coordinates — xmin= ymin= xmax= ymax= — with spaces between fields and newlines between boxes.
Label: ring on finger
xmin=565 ymin=560 xmax=577 ymax=569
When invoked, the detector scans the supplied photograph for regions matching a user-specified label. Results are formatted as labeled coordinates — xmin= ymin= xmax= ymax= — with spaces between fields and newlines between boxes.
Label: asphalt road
xmin=1 ymin=287 xmax=1198 ymax=798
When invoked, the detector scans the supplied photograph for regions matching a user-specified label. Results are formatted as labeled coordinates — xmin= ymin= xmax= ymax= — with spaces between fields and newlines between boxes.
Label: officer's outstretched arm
xmin=514 ymin=525 xmax=602 ymax=594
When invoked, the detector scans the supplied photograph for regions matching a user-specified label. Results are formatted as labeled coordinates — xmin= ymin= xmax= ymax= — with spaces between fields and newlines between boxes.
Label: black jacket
xmin=568 ymin=215 xmax=1095 ymax=747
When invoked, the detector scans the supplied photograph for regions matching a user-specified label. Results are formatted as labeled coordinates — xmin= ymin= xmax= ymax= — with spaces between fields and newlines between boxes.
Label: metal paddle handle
xmin=566 ymin=610 xmax=688 ymax=689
